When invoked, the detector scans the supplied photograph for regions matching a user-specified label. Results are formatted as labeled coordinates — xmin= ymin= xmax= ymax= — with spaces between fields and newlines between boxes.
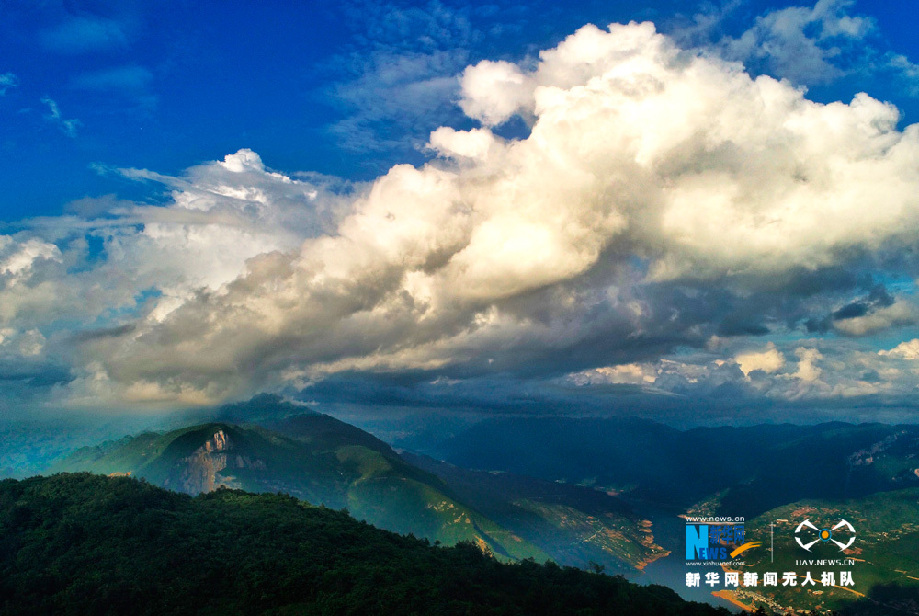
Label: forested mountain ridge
xmin=50 ymin=410 xmax=665 ymax=572
xmin=0 ymin=473 xmax=731 ymax=616
xmin=50 ymin=420 xmax=547 ymax=562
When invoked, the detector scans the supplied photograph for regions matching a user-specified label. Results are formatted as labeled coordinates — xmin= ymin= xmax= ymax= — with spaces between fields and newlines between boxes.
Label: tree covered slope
xmin=50 ymin=421 xmax=547 ymax=563
xmin=50 ymin=409 xmax=666 ymax=573
xmin=0 ymin=473 xmax=731 ymax=616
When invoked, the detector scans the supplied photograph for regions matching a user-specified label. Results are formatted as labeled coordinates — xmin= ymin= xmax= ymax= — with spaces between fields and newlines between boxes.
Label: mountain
xmin=427 ymin=417 xmax=919 ymax=517
xmin=50 ymin=419 xmax=547 ymax=563
xmin=0 ymin=473 xmax=734 ymax=616
xmin=50 ymin=405 xmax=671 ymax=575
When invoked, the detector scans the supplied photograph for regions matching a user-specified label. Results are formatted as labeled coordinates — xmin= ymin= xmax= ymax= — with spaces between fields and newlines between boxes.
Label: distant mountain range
xmin=423 ymin=416 xmax=919 ymax=517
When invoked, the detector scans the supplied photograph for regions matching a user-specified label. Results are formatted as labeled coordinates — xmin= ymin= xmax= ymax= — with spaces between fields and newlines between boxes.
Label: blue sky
xmin=4 ymin=0 xmax=919 ymax=424
xmin=4 ymin=0 xmax=917 ymax=221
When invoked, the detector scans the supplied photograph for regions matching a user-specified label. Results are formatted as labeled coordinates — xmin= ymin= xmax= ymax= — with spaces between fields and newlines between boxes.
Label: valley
xmin=16 ymin=397 xmax=919 ymax=614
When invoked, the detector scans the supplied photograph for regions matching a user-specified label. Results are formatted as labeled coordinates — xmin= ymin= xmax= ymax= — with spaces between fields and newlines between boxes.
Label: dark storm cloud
xmin=833 ymin=284 xmax=894 ymax=320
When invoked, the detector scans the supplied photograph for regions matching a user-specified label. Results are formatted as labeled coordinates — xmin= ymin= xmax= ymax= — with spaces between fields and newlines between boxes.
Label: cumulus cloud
xmin=792 ymin=347 xmax=824 ymax=382
xmin=9 ymin=20 xmax=919 ymax=410
xmin=570 ymin=363 xmax=657 ymax=386
xmin=0 ymin=151 xmax=340 ymax=397
xmin=0 ymin=328 xmax=46 ymax=358
xmin=566 ymin=338 xmax=918 ymax=403
xmin=735 ymin=343 xmax=785 ymax=376
xmin=456 ymin=22 xmax=919 ymax=280
xmin=0 ymin=237 xmax=62 ymax=281
xmin=459 ymin=60 xmax=533 ymax=126
xmin=880 ymin=339 xmax=919 ymax=360
xmin=428 ymin=127 xmax=497 ymax=160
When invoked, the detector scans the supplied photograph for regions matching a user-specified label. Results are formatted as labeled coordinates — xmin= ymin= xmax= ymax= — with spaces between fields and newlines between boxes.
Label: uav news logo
xmin=685 ymin=517 xmax=759 ymax=563
xmin=794 ymin=519 xmax=856 ymax=552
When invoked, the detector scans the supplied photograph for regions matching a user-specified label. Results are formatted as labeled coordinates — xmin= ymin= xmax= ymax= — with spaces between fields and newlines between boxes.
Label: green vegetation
xmin=51 ymin=411 xmax=663 ymax=571
xmin=49 ymin=420 xmax=547 ymax=560
xmin=0 ymin=473 xmax=732 ymax=616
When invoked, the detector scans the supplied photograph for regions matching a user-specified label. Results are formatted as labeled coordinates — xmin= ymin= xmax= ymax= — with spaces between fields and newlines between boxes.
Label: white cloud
xmin=101 ymin=149 xmax=341 ymax=314
xmin=569 ymin=356 xmax=747 ymax=396
xmin=72 ymin=24 xmax=919 ymax=402
xmin=458 ymin=22 xmax=919 ymax=279
xmin=0 ymin=328 xmax=45 ymax=358
xmin=0 ymin=238 xmax=62 ymax=280
xmin=880 ymin=339 xmax=919 ymax=360
xmin=735 ymin=342 xmax=785 ymax=375
xmin=792 ymin=347 xmax=823 ymax=382
xmin=10 ymin=21 xmax=919 ymax=408
xmin=0 ymin=150 xmax=340 ymax=382
xmin=571 ymin=363 xmax=657 ymax=385
xmin=428 ymin=127 xmax=497 ymax=161
xmin=676 ymin=0 xmax=874 ymax=86
xmin=329 ymin=49 xmax=467 ymax=153
xmin=567 ymin=340 xmax=910 ymax=402
xmin=459 ymin=60 xmax=533 ymax=126
xmin=885 ymin=53 xmax=919 ymax=96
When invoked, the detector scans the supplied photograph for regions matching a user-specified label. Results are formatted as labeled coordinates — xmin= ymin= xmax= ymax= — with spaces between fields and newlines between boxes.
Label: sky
xmin=4 ymin=0 xmax=919 ymax=425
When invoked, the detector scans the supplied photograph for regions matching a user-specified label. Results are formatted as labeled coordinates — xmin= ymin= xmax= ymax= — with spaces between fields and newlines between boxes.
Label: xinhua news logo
xmin=685 ymin=518 xmax=759 ymax=563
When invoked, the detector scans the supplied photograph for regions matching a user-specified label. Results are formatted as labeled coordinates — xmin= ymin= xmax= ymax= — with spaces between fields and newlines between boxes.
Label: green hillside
xmin=0 ymin=474 xmax=735 ymax=616
xmin=50 ymin=403 xmax=670 ymax=574
xmin=50 ymin=420 xmax=546 ymax=563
